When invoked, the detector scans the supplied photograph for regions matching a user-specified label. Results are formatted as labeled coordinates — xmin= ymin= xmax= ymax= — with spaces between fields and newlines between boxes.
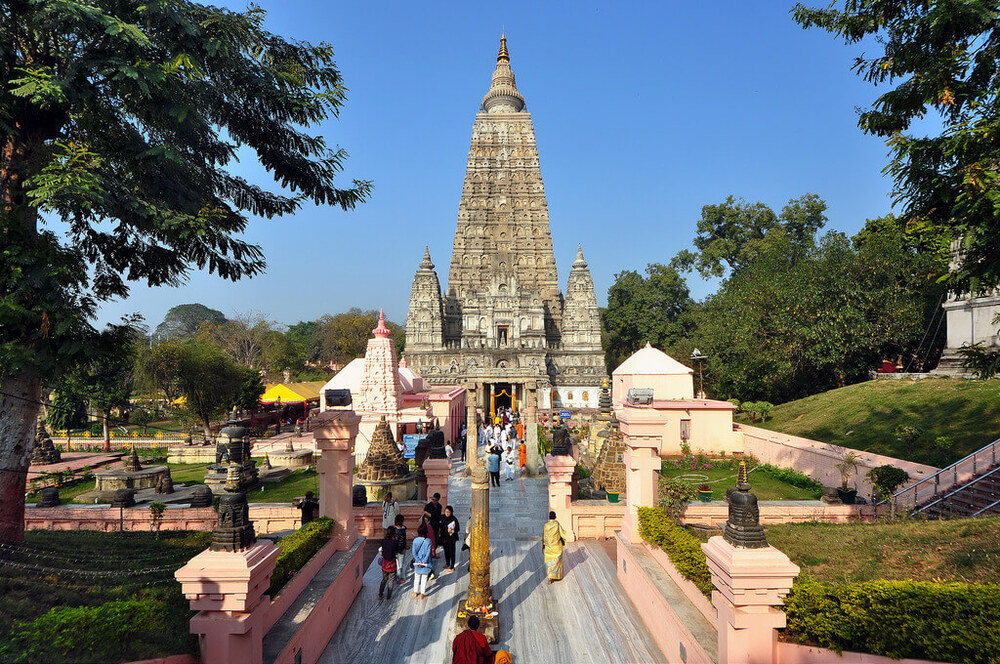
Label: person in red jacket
xmin=452 ymin=615 xmax=494 ymax=664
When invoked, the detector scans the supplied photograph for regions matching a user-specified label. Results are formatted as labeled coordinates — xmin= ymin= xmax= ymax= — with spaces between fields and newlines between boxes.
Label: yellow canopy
xmin=260 ymin=381 xmax=326 ymax=404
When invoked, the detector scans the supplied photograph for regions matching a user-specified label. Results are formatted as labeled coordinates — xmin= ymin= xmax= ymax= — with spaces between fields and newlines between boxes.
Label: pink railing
xmin=886 ymin=435 xmax=1000 ymax=510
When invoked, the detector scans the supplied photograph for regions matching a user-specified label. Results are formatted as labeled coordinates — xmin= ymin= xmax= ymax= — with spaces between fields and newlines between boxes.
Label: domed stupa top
xmin=572 ymin=244 xmax=588 ymax=269
xmin=419 ymin=246 xmax=434 ymax=271
xmin=482 ymin=34 xmax=526 ymax=114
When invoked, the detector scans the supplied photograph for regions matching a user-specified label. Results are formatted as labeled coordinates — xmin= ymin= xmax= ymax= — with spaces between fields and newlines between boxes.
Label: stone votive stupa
xmin=30 ymin=416 xmax=61 ymax=465
xmin=93 ymin=444 xmax=170 ymax=501
xmin=355 ymin=416 xmax=415 ymax=502
xmin=204 ymin=425 xmax=260 ymax=495
xmin=591 ymin=412 xmax=626 ymax=499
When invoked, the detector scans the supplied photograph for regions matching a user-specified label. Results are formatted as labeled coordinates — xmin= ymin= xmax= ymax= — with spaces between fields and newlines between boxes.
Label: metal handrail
xmin=883 ymin=435 xmax=1000 ymax=507
xmin=970 ymin=497 xmax=1000 ymax=518
xmin=914 ymin=464 xmax=1000 ymax=514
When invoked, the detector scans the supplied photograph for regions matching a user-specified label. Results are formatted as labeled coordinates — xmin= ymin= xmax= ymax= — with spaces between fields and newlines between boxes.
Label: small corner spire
xmin=373 ymin=308 xmax=391 ymax=338
xmin=572 ymin=244 xmax=588 ymax=269
xmin=420 ymin=245 xmax=434 ymax=270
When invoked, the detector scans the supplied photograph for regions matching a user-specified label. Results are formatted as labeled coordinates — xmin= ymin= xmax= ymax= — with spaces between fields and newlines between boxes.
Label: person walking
xmin=411 ymin=522 xmax=434 ymax=599
xmin=296 ymin=491 xmax=318 ymax=527
xmin=503 ymin=446 xmax=517 ymax=482
xmin=377 ymin=526 xmax=398 ymax=600
xmin=488 ymin=448 xmax=501 ymax=487
xmin=439 ymin=505 xmax=460 ymax=573
xmin=393 ymin=513 xmax=408 ymax=583
xmin=542 ymin=511 xmax=568 ymax=584
xmin=382 ymin=492 xmax=399 ymax=532
xmin=423 ymin=492 xmax=443 ymax=553
xmin=518 ymin=440 xmax=527 ymax=475
xmin=516 ymin=420 xmax=524 ymax=442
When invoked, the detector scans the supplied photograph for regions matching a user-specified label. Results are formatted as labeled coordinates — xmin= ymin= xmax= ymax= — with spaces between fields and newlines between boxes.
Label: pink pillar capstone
xmin=702 ymin=536 xmax=800 ymax=664
xmin=545 ymin=454 xmax=576 ymax=542
xmin=174 ymin=541 xmax=280 ymax=664
xmin=423 ymin=458 xmax=450 ymax=507
xmin=313 ymin=409 xmax=361 ymax=549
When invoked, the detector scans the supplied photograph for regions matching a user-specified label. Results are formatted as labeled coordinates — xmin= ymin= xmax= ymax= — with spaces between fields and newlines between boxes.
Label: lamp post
xmin=691 ymin=349 xmax=708 ymax=399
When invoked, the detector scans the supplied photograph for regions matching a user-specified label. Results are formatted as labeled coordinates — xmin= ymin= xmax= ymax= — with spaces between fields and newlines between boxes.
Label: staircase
xmin=883 ymin=436 xmax=1000 ymax=519
xmin=917 ymin=466 xmax=1000 ymax=518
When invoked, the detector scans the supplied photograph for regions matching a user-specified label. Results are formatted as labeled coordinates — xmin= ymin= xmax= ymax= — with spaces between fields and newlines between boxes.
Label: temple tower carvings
xmin=404 ymin=36 xmax=607 ymax=410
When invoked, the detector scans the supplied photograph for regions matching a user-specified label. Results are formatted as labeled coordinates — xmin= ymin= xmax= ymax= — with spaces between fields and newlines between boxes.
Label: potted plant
xmin=834 ymin=448 xmax=862 ymax=504
xmin=698 ymin=483 xmax=713 ymax=502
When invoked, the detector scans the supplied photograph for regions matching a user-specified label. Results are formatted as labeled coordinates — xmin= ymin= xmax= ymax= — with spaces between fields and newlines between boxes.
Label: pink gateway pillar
xmin=545 ymin=453 xmax=577 ymax=541
xmin=313 ymin=409 xmax=362 ymax=550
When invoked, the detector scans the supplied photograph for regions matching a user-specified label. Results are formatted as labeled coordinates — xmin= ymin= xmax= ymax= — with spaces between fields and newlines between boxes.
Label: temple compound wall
xmin=404 ymin=37 xmax=606 ymax=412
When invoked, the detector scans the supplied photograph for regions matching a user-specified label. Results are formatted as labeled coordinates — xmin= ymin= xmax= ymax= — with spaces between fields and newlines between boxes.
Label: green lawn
xmin=0 ymin=530 xmax=209 ymax=663
xmin=741 ymin=378 xmax=1000 ymax=466
xmin=767 ymin=516 xmax=1000 ymax=584
xmin=28 ymin=463 xmax=319 ymax=505
xmin=660 ymin=461 xmax=822 ymax=501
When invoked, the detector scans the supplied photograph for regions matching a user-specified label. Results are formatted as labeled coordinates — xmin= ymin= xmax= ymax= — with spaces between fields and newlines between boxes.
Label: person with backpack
xmin=393 ymin=513 xmax=408 ymax=583
xmin=377 ymin=526 xmax=398 ymax=601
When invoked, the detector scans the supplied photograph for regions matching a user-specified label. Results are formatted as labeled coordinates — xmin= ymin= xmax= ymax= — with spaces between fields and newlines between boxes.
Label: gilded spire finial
xmin=498 ymin=33 xmax=509 ymax=63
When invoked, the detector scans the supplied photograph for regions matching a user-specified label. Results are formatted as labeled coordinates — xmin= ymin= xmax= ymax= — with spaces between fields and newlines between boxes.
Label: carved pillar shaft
xmin=467 ymin=461 xmax=492 ymax=609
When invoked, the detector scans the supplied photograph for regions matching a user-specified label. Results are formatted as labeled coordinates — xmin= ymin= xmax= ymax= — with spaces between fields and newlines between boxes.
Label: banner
xmin=402 ymin=434 xmax=422 ymax=459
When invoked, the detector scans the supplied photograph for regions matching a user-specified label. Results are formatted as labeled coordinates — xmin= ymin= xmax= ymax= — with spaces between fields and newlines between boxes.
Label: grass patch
xmin=28 ymin=464 xmax=319 ymax=505
xmin=660 ymin=460 xmax=822 ymax=500
xmin=742 ymin=378 xmax=1000 ymax=466
xmin=0 ymin=529 xmax=210 ymax=662
xmin=767 ymin=516 xmax=1000 ymax=584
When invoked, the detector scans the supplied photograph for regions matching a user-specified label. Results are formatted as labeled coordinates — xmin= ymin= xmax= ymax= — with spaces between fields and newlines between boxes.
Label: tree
xmin=672 ymin=194 xmax=827 ymax=278
xmin=317 ymin=309 xmax=404 ymax=364
xmin=175 ymin=342 xmax=263 ymax=438
xmin=697 ymin=228 xmax=928 ymax=402
xmin=794 ymin=1 xmax=1000 ymax=291
xmin=0 ymin=1 xmax=368 ymax=542
xmin=153 ymin=304 xmax=226 ymax=341
xmin=135 ymin=338 xmax=187 ymax=405
xmin=287 ymin=320 xmax=322 ymax=363
xmin=601 ymin=264 xmax=694 ymax=371
xmin=199 ymin=312 xmax=273 ymax=369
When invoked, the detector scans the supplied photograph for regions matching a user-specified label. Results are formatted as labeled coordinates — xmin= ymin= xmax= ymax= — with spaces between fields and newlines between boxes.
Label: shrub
xmin=576 ymin=464 xmax=592 ymax=480
xmin=755 ymin=464 xmax=824 ymax=498
xmin=894 ymin=424 xmax=922 ymax=444
xmin=0 ymin=599 xmax=164 ymax=663
xmin=866 ymin=465 xmax=910 ymax=503
xmin=268 ymin=517 xmax=335 ymax=596
xmin=637 ymin=507 xmax=713 ymax=596
xmin=784 ymin=575 xmax=1000 ymax=663
xmin=656 ymin=476 xmax=698 ymax=522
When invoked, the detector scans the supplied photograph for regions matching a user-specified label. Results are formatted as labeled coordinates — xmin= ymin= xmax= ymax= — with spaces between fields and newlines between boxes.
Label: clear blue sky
xmin=95 ymin=1 xmax=896 ymax=330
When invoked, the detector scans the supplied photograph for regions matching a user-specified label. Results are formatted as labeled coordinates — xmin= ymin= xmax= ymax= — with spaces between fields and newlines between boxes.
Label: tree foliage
xmin=793 ymin=0 xmax=997 ymax=291
xmin=153 ymin=304 xmax=226 ymax=340
xmin=317 ymin=308 xmax=404 ymax=364
xmin=174 ymin=341 xmax=263 ymax=437
xmin=673 ymin=194 xmax=827 ymax=279
xmin=602 ymin=263 xmax=694 ymax=371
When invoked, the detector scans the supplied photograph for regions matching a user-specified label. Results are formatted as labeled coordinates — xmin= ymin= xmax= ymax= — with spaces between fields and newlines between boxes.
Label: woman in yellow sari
xmin=542 ymin=511 xmax=568 ymax=583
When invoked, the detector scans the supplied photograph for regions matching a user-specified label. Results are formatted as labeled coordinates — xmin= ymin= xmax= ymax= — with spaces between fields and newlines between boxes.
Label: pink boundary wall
xmin=616 ymin=532 xmax=716 ymax=664
xmin=266 ymin=538 xmax=365 ymax=664
xmin=738 ymin=424 xmax=938 ymax=499
xmin=263 ymin=536 xmax=340 ymax=633
xmin=25 ymin=504 xmax=302 ymax=534
xmin=642 ymin=541 xmax=717 ymax=627
xmin=778 ymin=643 xmax=944 ymax=664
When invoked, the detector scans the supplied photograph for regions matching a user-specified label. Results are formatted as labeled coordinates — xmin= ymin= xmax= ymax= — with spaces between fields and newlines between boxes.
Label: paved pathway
xmin=319 ymin=462 xmax=664 ymax=663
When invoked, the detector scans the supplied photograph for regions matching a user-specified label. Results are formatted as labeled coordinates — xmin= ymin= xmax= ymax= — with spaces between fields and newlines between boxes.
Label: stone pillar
xmin=620 ymin=434 xmax=661 ymax=544
xmin=702 ymin=537 xmax=799 ymax=664
xmin=459 ymin=458 xmax=497 ymax=641
xmin=423 ymin=458 xmax=450 ymax=507
xmin=544 ymin=453 xmax=576 ymax=542
xmin=313 ymin=409 xmax=361 ymax=550
xmin=175 ymin=542 xmax=281 ymax=664
xmin=524 ymin=381 xmax=543 ymax=476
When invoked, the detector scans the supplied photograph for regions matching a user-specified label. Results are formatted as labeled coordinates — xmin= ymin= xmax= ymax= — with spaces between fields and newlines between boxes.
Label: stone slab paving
xmin=319 ymin=464 xmax=665 ymax=663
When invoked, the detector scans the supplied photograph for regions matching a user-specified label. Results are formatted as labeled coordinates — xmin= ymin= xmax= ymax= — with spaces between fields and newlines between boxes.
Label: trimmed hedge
xmin=268 ymin=517 xmax=335 ymax=596
xmin=754 ymin=464 xmax=823 ymax=497
xmin=0 ymin=599 xmax=164 ymax=663
xmin=784 ymin=575 xmax=1000 ymax=664
xmin=637 ymin=507 xmax=713 ymax=596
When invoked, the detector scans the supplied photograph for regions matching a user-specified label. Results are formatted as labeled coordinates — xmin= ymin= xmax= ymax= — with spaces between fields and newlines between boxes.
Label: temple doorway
xmin=492 ymin=382 xmax=514 ymax=416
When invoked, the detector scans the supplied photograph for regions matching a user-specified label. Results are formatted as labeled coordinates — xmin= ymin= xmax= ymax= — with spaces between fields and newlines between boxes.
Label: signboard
xmin=559 ymin=410 xmax=572 ymax=419
xmin=402 ymin=434 xmax=422 ymax=460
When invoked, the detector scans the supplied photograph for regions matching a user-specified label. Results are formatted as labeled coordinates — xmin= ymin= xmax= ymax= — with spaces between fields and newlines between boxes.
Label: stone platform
xmin=167 ymin=445 xmax=217 ymax=464
xmin=266 ymin=448 xmax=313 ymax=469
xmin=92 ymin=464 xmax=170 ymax=501
xmin=27 ymin=453 xmax=122 ymax=482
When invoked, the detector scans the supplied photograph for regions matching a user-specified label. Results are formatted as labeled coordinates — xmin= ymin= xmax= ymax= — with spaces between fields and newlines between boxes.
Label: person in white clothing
xmin=381 ymin=492 xmax=399 ymax=531
xmin=503 ymin=446 xmax=517 ymax=481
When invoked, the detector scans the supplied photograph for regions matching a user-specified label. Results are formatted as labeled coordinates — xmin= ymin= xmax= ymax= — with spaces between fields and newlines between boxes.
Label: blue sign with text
xmin=559 ymin=410 xmax=572 ymax=419
xmin=402 ymin=434 xmax=421 ymax=459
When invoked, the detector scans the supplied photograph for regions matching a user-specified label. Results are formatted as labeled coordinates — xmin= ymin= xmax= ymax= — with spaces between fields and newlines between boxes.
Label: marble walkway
xmin=319 ymin=462 xmax=665 ymax=664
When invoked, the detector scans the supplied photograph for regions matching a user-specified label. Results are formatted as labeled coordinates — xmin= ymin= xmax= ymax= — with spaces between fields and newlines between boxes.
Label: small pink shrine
xmin=320 ymin=309 xmax=465 ymax=461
